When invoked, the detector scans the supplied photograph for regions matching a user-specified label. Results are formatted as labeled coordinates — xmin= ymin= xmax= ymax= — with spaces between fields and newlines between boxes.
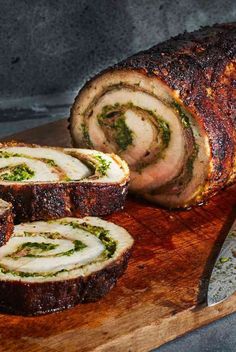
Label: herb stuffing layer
xmin=0 ymin=145 xmax=127 ymax=183
xmin=71 ymin=83 xmax=202 ymax=208
xmin=0 ymin=143 xmax=130 ymax=222
xmin=0 ymin=216 xmax=133 ymax=316
xmin=0 ymin=217 xmax=133 ymax=281
xmin=70 ymin=23 xmax=236 ymax=208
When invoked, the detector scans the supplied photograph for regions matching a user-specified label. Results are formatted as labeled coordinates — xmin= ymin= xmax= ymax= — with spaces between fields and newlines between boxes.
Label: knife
xmin=207 ymin=218 xmax=236 ymax=306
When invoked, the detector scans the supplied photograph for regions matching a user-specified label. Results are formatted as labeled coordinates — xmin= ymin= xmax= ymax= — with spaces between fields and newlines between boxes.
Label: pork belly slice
xmin=0 ymin=217 xmax=134 ymax=315
xmin=0 ymin=199 xmax=13 ymax=247
xmin=70 ymin=23 xmax=236 ymax=208
xmin=0 ymin=142 xmax=129 ymax=221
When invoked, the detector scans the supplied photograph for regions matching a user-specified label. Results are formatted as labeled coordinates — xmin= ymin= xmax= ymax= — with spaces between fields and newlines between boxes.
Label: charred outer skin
xmin=71 ymin=23 xmax=236 ymax=206
xmin=115 ymin=23 xmax=236 ymax=203
xmin=0 ymin=249 xmax=131 ymax=316
xmin=0 ymin=182 xmax=128 ymax=223
xmin=0 ymin=142 xmax=129 ymax=222
xmin=0 ymin=204 xmax=13 ymax=247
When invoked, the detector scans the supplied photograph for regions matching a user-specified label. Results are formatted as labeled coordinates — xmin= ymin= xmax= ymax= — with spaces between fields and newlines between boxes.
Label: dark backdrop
xmin=0 ymin=0 xmax=235 ymax=134
xmin=1 ymin=0 xmax=235 ymax=99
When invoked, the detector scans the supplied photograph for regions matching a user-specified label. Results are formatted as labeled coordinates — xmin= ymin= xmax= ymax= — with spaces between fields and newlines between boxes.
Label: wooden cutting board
xmin=1 ymin=118 xmax=236 ymax=352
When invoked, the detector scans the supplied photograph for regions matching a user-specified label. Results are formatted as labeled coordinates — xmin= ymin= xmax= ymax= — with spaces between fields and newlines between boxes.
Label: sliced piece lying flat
xmin=0 ymin=142 xmax=129 ymax=222
xmin=0 ymin=199 xmax=13 ymax=247
xmin=0 ymin=217 xmax=134 ymax=315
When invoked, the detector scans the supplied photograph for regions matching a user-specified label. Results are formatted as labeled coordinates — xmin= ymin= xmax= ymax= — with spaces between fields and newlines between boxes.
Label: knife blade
xmin=207 ymin=218 xmax=236 ymax=306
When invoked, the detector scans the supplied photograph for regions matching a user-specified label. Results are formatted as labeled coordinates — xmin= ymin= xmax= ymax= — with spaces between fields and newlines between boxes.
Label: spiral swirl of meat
xmin=0 ymin=142 xmax=129 ymax=221
xmin=0 ymin=217 xmax=133 ymax=315
xmin=70 ymin=23 xmax=236 ymax=208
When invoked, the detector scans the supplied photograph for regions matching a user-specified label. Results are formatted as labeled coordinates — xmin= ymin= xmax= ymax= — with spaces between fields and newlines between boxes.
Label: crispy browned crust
xmin=115 ymin=23 xmax=236 ymax=202
xmin=71 ymin=23 xmax=236 ymax=206
xmin=0 ymin=142 xmax=129 ymax=223
xmin=0 ymin=249 xmax=131 ymax=316
xmin=0 ymin=202 xmax=13 ymax=247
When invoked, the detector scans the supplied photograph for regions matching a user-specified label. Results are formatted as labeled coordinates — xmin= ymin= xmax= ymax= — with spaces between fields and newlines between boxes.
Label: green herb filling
xmin=0 ymin=164 xmax=35 ymax=181
xmin=186 ymin=143 xmax=199 ymax=174
xmin=60 ymin=221 xmax=117 ymax=258
xmin=97 ymin=103 xmax=121 ymax=120
xmin=8 ymin=238 xmax=87 ymax=259
xmin=55 ymin=240 xmax=87 ymax=257
xmin=45 ymin=159 xmax=57 ymax=167
xmin=172 ymin=102 xmax=190 ymax=129
xmin=0 ymin=265 xmax=69 ymax=278
xmin=81 ymin=123 xmax=93 ymax=147
xmin=97 ymin=104 xmax=133 ymax=151
xmin=157 ymin=119 xmax=171 ymax=148
xmin=93 ymin=154 xmax=111 ymax=176
xmin=0 ymin=151 xmax=22 ymax=158
xmin=9 ymin=241 xmax=59 ymax=258
xmin=114 ymin=117 xmax=133 ymax=151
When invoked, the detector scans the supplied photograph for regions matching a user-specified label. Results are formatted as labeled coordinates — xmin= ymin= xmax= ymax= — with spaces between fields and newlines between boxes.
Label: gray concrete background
xmin=1 ymin=0 xmax=235 ymax=100
xmin=0 ymin=1 xmax=236 ymax=351
xmin=1 ymin=0 xmax=236 ymax=103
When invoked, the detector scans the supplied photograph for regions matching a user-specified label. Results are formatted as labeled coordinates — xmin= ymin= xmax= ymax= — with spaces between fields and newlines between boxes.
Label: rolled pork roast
xmin=70 ymin=23 xmax=236 ymax=208
xmin=0 ymin=142 xmax=129 ymax=221
xmin=0 ymin=217 xmax=133 ymax=315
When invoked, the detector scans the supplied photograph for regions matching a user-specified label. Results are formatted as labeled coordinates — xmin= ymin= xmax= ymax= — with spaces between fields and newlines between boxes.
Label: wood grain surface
xmin=1 ymin=118 xmax=236 ymax=352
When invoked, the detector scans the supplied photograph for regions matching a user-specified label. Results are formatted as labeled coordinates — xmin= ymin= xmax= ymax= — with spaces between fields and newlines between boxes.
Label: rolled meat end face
xmin=70 ymin=70 xmax=210 ymax=208
xmin=0 ymin=145 xmax=128 ymax=185
xmin=0 ymin=217 xmax=133 ymax=280
xmin=0 ymin=217 xmax=134 ymax=315
xmin=0 ymin=143 xmax=130 ymax=221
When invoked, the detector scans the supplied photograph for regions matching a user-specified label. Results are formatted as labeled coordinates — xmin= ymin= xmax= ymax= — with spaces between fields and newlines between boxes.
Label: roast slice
xmin=0 ymin=199 xmax=13 ymax=247
xmin=0 ymin=217 xmax=134 ymax=315
xmin=0 ymin=142 xmax=129 ymax=222
xmin=70 ymin=23 xmax=236 ymax=208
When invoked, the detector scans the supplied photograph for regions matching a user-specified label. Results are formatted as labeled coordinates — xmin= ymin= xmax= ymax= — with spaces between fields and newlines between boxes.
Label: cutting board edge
xmin=1 ymin=118 xmax=236 ymax=352
xmin=94 ymin=296 xmax=236 ymax=352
